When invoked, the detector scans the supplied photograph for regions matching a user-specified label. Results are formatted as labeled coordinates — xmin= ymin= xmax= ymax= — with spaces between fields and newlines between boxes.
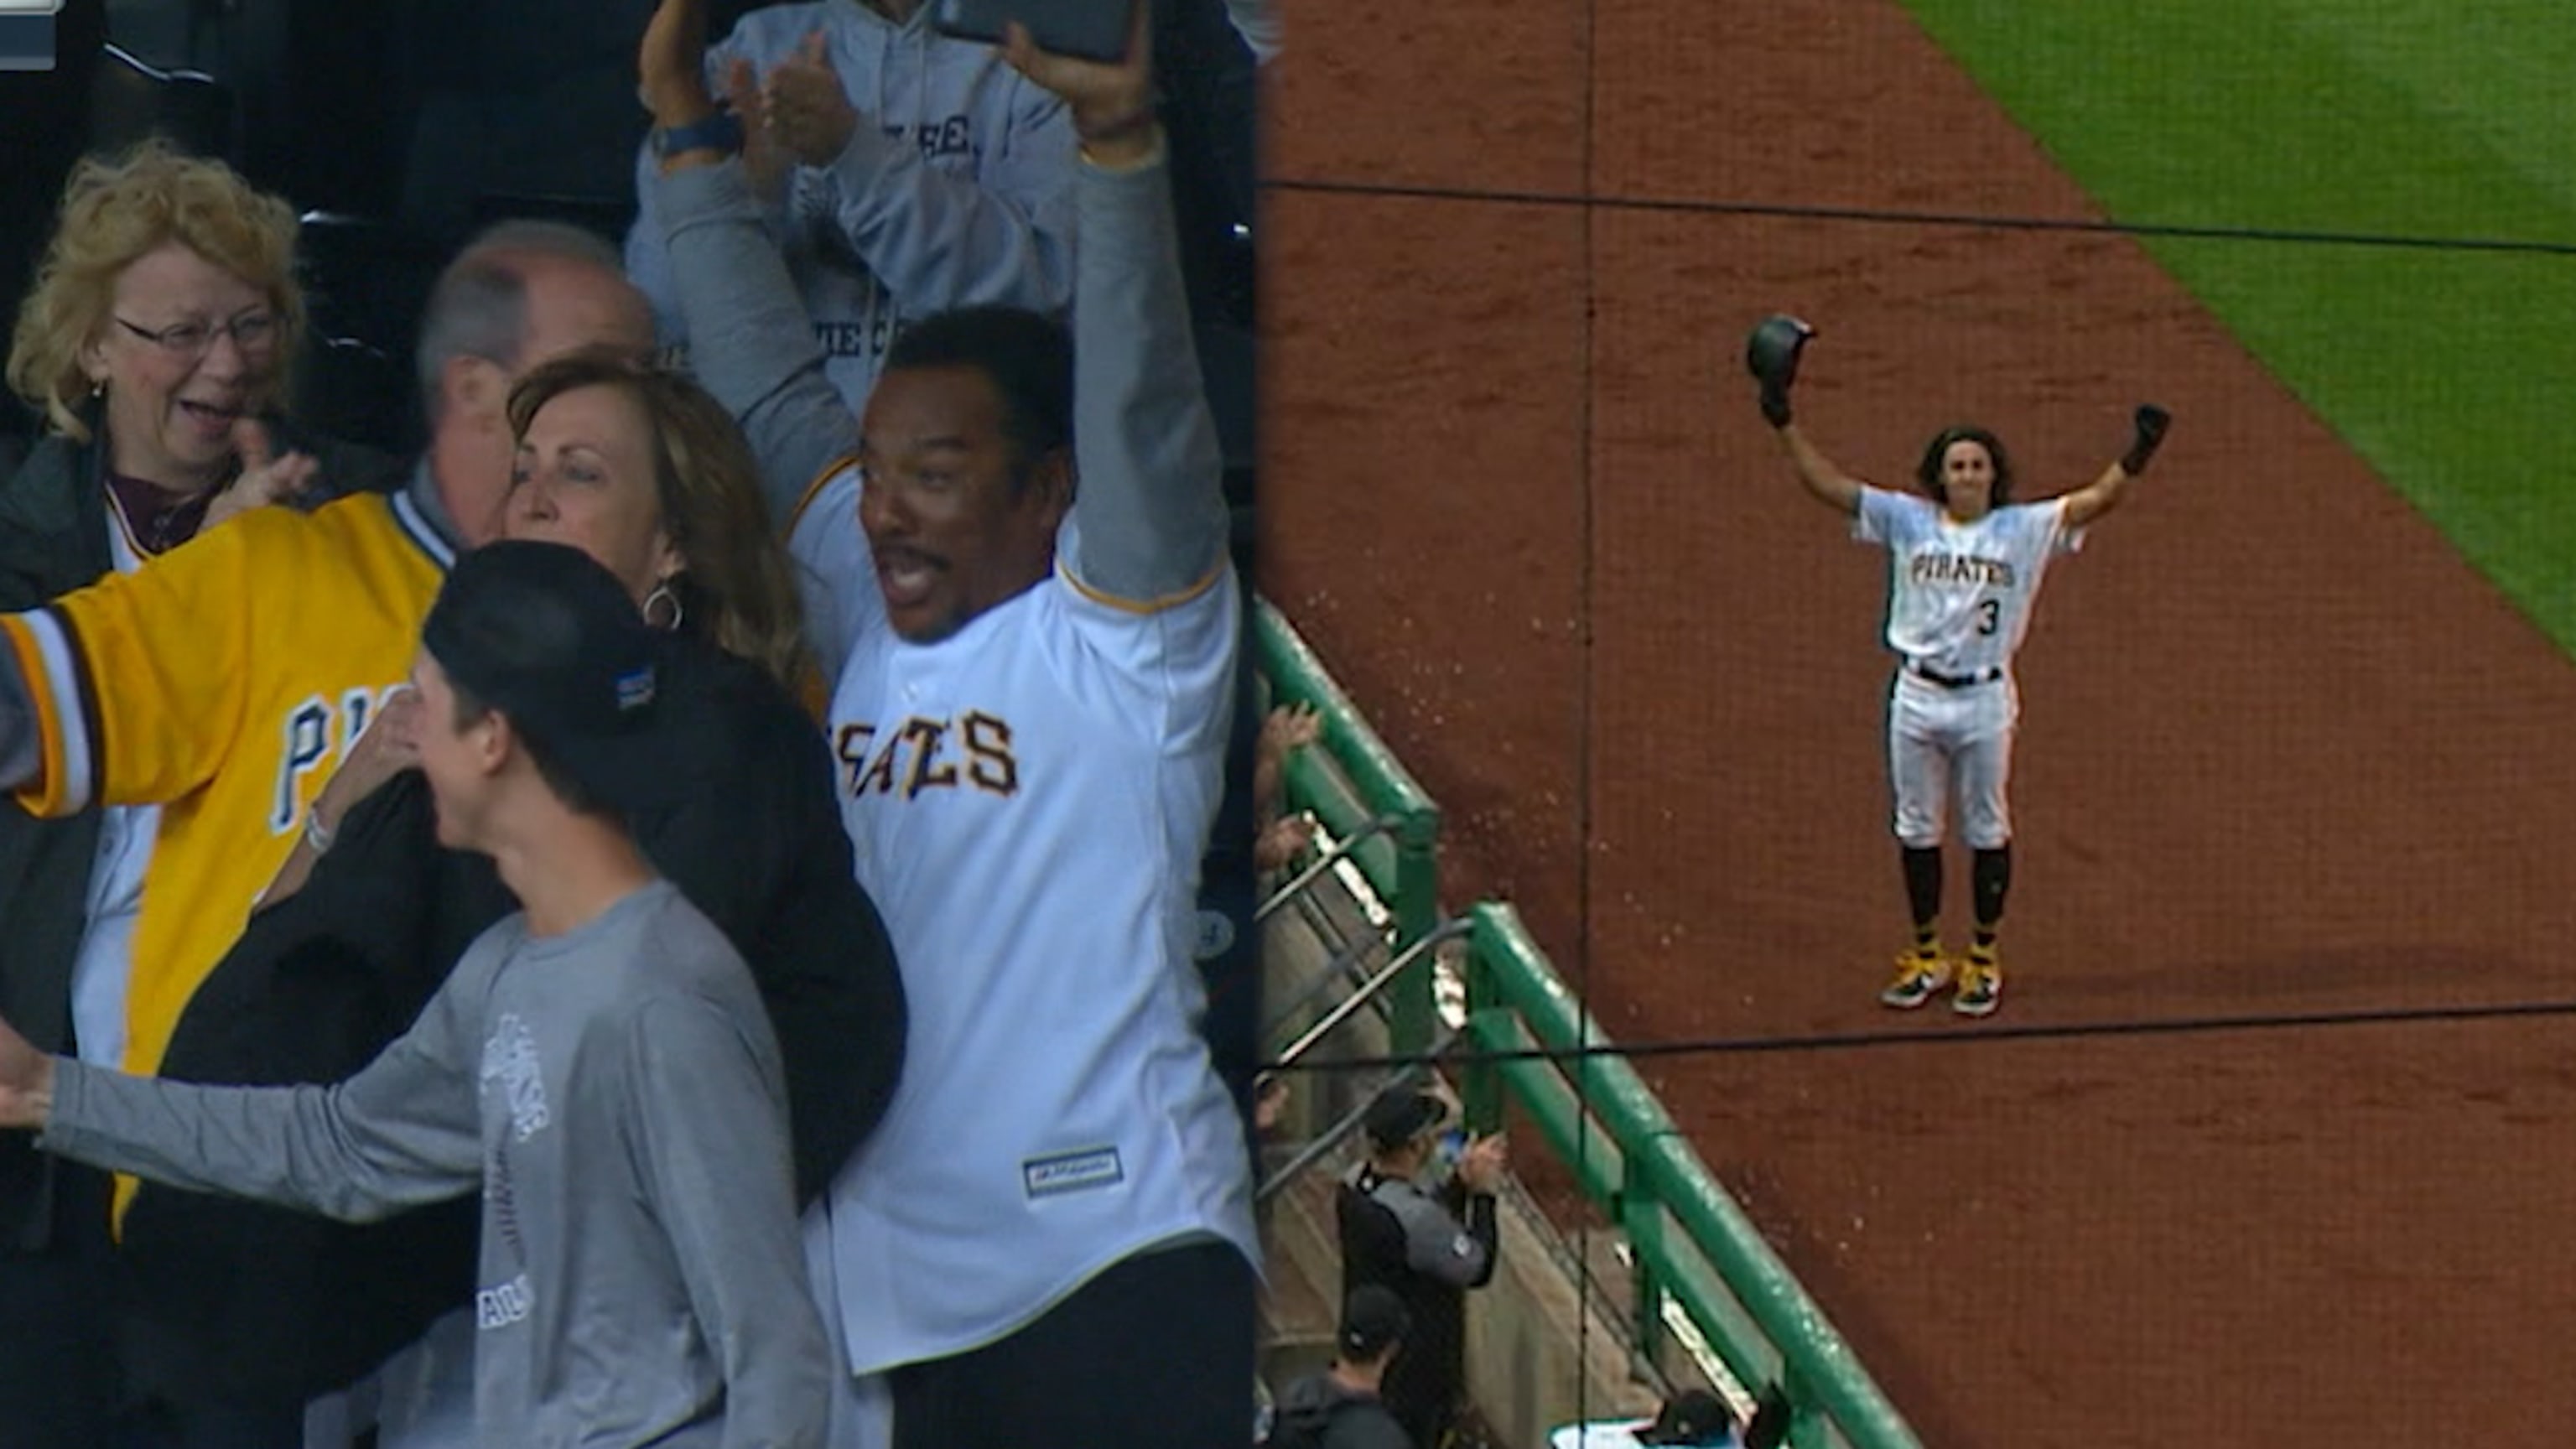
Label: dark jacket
xmin=115 ymin=629 xmax=910 ymax=1407
xmin=0 ymin=418 xmax=400 ymax=1253
xmin=1337 ymin=1164 xmax=1500 ymax=1449
xmin=1270 ymin=1371 xmax=1414 ymax=1449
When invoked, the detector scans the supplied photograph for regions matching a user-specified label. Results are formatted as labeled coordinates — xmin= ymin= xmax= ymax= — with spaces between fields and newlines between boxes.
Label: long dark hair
xmin=1914 ymin=424 xmax=2013 ymax=508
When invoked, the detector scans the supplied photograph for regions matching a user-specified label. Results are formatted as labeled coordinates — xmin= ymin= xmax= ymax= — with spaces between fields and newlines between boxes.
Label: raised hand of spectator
xmin=639 ymin=0 xmax=719 ymax=128
xmin=761 ymin=33 xmax=860 ymax=168
xmin=722 ymin=55 xmax=792 ymax=204
xmin=0 ymin=1011 xmax=53 ymax=1130
xmin=1457 ymin=1133 xmax=1509 ymax=1193
xmin=999 ymin=2 xmax=1159 ymax=166
xmin=1253 ymin=1074 xmax=1287 ymax=1137
xmin=205 ymin=419 xmax=319 ymax=532
xmin=1259 ymin=701 xmax=1321 ymax=771
xmin=1254 ymin=813 xmax=1315 ymax=874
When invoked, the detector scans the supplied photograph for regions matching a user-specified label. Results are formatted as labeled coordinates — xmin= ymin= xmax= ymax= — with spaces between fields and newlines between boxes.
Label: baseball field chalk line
xmin=1264 ymin=175 xmax=2576 ymax=258
xmin=1264 ymin=994 xmax=2576 ymax=1073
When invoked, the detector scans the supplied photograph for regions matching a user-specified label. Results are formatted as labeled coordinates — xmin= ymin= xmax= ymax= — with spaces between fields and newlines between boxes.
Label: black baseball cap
xmin=419 ymin=540 xmax=666 ymax=820
xmin=1362 ymin=1088 xmax=1448 ymax=1151
xmin=1636 ymin=1388 xmax=1731 ymax=1446
xmin=1337 ymin=1285 xmax=1410 ymax=1360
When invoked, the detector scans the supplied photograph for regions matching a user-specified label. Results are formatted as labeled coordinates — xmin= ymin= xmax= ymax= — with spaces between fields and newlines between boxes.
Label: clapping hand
xmin=761 ymin=33 xmax=860 ymax=167
xmin=1456 ymin=1132 xmax=1509 ymax=1193
xmin=723 ymin=55 xmax=792 ymax=202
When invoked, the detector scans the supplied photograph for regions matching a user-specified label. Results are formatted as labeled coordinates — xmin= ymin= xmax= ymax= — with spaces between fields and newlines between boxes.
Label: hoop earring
xmin=642 ymin=580 xmax=685 ymax=632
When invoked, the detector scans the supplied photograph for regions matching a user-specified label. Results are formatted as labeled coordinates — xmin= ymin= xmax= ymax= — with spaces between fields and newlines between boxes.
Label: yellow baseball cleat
xmin=1880 ymin=953 xmax=1952 ymax=1010
xmin=1952 ymin=952 xmax=2003 ymax=1017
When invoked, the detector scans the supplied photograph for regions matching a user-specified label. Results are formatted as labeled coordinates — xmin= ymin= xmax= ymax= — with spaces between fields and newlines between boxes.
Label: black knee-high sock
xmin=1901 ymin=846 xmax=1942 ymax=951
xmin=1971 ymin=845 xmax=2012 ymax=950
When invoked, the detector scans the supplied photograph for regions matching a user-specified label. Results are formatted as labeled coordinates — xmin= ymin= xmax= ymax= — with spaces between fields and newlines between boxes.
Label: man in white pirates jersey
xmin=1748 ymin=314 xmax=2172 ymax=1018
xmin=639 ymin=2 xmax=1253 ymax=1444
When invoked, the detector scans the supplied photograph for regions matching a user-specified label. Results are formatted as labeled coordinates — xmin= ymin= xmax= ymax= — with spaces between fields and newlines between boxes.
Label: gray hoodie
xmin=626 ymin=0 xmax=1079 ymax=413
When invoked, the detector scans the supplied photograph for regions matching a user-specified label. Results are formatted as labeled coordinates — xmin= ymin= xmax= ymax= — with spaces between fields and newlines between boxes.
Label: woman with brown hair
xmin=108 ymin=347 xmax=906 ymax=1446
xmin=0 ymin=138 xmax=401 ymax=1449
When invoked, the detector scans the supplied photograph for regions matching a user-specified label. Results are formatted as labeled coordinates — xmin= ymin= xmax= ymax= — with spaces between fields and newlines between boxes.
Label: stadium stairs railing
xmin=1254 ymin=597 xmax=1924 ymax=1449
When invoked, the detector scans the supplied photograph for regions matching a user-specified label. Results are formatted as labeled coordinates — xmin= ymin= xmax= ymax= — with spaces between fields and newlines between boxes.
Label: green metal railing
xmin=1255 ymin=599 xmax=1922 ymax=1449
xmin=1464 ymin=903 xmax=1922 ymax=1449
xmin=1254 ymin=598 xmax=1442 ymax=1053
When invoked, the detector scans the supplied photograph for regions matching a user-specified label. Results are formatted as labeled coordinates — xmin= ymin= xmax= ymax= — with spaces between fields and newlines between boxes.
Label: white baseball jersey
xmin=1856 ymin=488 xmax=2082 ymax=677
xmin=651 ymin=129 xmax=1255 ymax=1386
xmin=791 ymin=485 xmax=1256 ymax=1373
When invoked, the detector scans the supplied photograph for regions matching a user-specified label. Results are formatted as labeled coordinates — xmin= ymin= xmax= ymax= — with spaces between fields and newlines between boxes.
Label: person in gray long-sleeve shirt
xmin=0 ymin=542 xmax=832 ymax=1449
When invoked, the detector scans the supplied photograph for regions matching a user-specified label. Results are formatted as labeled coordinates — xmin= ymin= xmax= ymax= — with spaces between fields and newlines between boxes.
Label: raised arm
xmin=1744 ymin=313 xmax=1863 ymax=516
xmin=1775 ymin=423 xmax=1867 ymax=517
xmin=762 ymin=34 xmax=1078 ymax=318
xmin=1005 ymin=8 xmax=1229 ymax=602
xmin=2059 ymin=403 xmax=2171 ymax=530
xmin=624 ymin=29 xmax=778 ymax=351
xmin=641 ymin=0 xmax=862 ymax=525
xmin=0 ymin=958 xmax=485 ymax=1223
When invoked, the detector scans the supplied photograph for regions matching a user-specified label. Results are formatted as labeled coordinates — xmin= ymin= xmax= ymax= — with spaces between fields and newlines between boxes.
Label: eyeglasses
xmin=114 ymin=313 xmax=280 ymax=360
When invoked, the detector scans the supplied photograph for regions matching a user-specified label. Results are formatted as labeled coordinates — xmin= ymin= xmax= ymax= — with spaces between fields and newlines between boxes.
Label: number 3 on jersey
xmin=1975 ymin=599 xmax=2001 ymax=636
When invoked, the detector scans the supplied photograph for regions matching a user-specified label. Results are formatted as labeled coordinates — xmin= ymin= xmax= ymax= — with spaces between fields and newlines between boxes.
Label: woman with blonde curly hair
xmin=0 ymin=139 xmax=401 ymax=1449
xmin=5 ymin=139 xmax=398 ymax=549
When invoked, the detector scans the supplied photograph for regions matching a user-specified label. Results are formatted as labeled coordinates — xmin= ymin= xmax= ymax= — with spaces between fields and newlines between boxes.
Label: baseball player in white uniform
xmin=641 ymin=3 xmax=1254 ymax=1444
xmin=1747 ymin=315 xmax=2170 ymax=1016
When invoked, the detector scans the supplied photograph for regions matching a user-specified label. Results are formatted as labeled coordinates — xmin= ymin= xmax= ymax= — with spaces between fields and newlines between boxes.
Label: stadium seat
xmin=0 ymin=0 xmax=106 ymax=316
xmin=85 ymin=43 xmax=236 ymax=161
xmin=293 ymin=211 xmax=450 ymax=455
xmin=388 ymin=0 xmax=653 ymax=240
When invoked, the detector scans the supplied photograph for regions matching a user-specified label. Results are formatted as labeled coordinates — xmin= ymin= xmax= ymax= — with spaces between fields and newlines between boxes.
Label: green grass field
xmin=1898 ymin=1 xmax=2576 ymax=652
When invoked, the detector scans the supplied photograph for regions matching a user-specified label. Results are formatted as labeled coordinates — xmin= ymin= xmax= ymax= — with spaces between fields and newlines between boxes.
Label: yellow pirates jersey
xmin=0 ymin=488 xmax=452 ymax=1096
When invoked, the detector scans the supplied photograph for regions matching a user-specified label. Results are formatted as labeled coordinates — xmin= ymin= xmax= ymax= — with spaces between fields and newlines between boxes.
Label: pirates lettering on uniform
xmin=835 ymin=709 xmax=1019 ymax=800
xmin=269 ymin=683 xmax=406 ymax=834
xmin=1909 ymin=553 xmax=2018 ymax=587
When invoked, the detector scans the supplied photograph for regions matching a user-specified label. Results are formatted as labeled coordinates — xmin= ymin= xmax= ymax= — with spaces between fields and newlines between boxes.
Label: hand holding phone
xmin=932 ymin=0 xmax=1138 ymax=64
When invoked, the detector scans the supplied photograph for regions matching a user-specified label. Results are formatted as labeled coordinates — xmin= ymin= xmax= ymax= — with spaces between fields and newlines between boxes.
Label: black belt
xmin=1904 ymin=660 xmax=2002 ymax=689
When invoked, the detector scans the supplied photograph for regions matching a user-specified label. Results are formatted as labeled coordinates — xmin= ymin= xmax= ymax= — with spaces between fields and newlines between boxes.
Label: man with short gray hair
xmin=408 ymin=220 xmax=654 ymax=547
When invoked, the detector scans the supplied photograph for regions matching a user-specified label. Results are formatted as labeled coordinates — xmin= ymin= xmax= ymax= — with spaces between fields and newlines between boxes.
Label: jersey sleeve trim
xmin=388 ymin=489 xmax=460 ymax=570
xmin=2 ymin=610 xmax=96 ymax=816
xmin=787 ymin=453 xmax=862 ymax=538
xmin=1054 ymin=553 xmax=1226 ymax=616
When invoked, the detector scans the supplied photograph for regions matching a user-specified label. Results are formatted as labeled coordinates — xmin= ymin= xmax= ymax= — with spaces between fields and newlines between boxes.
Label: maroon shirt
xmin=103 ymin=470 xmax=217 ymax=557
